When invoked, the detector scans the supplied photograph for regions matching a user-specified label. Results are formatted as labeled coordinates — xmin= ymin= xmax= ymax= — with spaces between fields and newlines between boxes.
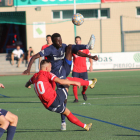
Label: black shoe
xmin=73 ymin=99 xmax=78 ymax=103
xmin=82 ymin=94 xmax=87 ymax=101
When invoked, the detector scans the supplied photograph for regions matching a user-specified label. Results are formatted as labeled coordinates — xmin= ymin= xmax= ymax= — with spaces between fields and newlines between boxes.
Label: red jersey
xmin=30 ymin=70 xmax=57 ymax=108
xmin=41 ymin=44 xmax=49 ymax=60
xmin=72 ymin=49 xmax=91 ymax=73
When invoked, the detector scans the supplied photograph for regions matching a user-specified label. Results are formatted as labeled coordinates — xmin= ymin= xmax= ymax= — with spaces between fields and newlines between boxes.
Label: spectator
xmin=27 ymin=46 xmax=34 ymax=63
xmin=11 ymin=45 xmax=24 ymax=67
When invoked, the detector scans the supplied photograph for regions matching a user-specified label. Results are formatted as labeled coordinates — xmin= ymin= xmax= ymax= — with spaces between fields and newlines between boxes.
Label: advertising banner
xmin=14 ymin=0 xmax=100 ymax=7
xmin=86 ymin=52 xmax=140 ymax=70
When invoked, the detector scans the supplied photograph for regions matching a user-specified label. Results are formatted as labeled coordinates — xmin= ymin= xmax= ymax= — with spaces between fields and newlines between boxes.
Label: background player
xmin=38 ymin=34 xmax=56 ymax=89
xmin=72 ymin=36 xmax=97 ymax=103
xmin=25 ymin=60 xmax=95 ymax=131
xmin=0 ymin=83 xmax=18 ymax=140
xmin=39 ymin=34 xmax=52 ymax=69
xmin=23 ymin=33 xmax=98 ymax=130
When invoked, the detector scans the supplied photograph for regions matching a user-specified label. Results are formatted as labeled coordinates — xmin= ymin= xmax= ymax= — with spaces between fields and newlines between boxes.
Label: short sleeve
xmin=39 ymin=46 xmax=52 ymax=57
xmin=49 ymin=72 xmax=57 ymax=81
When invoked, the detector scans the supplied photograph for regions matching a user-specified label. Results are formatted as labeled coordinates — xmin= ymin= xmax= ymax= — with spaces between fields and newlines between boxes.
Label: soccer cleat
xmin=87 ymin=34 xmax=95 ymax=50
xmin=89 ymin=78 xmax=97 ymax=89
xmin=84 ymin=123 xmax=92 ymax=131
xmin=61 ymin=122 xmax=66 ymax=131
xmin=73 ymin=99 xmax=78 ymax=103
xmin=82 ymin=94 xmax=87 ymax=101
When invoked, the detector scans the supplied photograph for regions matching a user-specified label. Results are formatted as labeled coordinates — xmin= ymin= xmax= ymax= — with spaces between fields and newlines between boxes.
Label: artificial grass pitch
xmin=0 ymin=70 xmax=140 ymax=140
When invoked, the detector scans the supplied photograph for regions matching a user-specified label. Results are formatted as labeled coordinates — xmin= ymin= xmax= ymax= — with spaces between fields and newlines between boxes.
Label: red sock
xmin=67 ymin=112 xmax=85 ymax=128
xmin=73 ymin=86 xmax=78 ymax=100
xmin=67 ymin=77 xmax=89 ymax=86
xmin=82 ymin=86 xmax=88 ymax=94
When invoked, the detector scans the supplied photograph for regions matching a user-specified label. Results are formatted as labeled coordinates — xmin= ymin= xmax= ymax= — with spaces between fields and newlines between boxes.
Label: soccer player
xmin=72 ymin=36 xmax=97 ymax=103
xmin=23 ymin=33 xmax=98 ymax=130
xmin=0 ymin=83 xmax=18 ymax=140
xmin=39 ymin=35 xmax=52 ymax=66
xmin=25 ymin=60 xmax=95 ymax=131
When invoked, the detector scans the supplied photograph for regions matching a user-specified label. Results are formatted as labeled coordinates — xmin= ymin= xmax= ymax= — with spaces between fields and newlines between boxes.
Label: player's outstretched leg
xmin=67 ymin=77 xmax=97 ymax=88
xmin=63 ymin=108 xmax=92 ymax=131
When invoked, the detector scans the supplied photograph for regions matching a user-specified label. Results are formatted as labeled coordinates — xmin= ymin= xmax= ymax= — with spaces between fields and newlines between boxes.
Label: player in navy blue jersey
xmin=23 ymin=33 xmax=98 ymax=130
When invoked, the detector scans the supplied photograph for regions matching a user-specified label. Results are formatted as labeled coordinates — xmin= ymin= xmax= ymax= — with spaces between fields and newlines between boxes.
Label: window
xmin=101 ymin=9 xmax=109 ymax=18
xmin=63 ymin=10 xmax=73 ymax=19
xmin=77 ymin=9 xmax=98 ymax=18
xmin=53 ymin=11 xmax=60 ymax=19
xmin=137 ymin=7 xmax=140 ymax=16
xmin=52 ymin=9 xmax=110 ymax=20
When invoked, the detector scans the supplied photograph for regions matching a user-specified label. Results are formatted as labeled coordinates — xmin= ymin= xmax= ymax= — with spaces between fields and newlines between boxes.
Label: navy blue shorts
xmin=0 ymin=109 xmax=8 ymax=116
xmin=48 ymin=88 xmax=68 ymax=113
xmin=55 ymin=58 xmax=72 ymax=88
xmin=72 ymin=71 xmax=88 ymax=80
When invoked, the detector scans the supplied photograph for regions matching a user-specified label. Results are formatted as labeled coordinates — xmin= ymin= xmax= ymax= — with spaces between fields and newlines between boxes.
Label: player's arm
xmin=0 ymin=83 xmax=5 ymax=88
xmin=23 ymin=53 xmax=40 ymax=75
xmin=77 ymin=51 xmax=98 ymax=61
xmin=54 ymin=77 xmax=81 ymax=88
xmin=25 ymin=80 xmax=32 ymax=89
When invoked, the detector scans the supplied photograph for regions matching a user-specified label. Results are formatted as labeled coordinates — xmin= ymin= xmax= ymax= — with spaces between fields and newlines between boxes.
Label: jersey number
xmin=34 ymin=81 xmax=45 ymax=95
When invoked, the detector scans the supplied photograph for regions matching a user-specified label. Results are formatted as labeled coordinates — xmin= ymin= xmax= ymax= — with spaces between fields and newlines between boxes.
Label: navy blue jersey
xmin=39 ymin=43 xmax=67 ymax=74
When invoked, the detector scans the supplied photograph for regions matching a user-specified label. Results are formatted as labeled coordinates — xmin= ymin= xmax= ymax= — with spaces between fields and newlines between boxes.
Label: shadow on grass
xmin=14 ymin=129 xmax=84 ymax=133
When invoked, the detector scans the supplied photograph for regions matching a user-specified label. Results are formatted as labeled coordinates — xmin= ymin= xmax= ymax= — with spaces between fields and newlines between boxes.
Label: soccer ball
xmin=72 ymin=13 xmax=84 ymax=26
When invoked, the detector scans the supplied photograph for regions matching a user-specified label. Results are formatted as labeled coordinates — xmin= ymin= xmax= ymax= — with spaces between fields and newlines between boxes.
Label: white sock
xmin=89 ymin=80 xmax=92 ymax=85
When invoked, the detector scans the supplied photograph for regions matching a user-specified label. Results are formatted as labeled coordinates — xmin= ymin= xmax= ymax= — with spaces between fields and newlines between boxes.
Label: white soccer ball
xmin=72 ymin=13 xmax=84 ymax=26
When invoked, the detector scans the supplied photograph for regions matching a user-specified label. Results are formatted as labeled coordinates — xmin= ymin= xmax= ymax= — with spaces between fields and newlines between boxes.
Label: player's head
xmin=40 ymin=59 xmax=52 ymax=72
xmin=51 ymin=33 xmax=62 ymax=48
xmin=46 ymin=35 xmax=52 ymax=45
xmin=75 ymin=36 xmax=81 ymax=45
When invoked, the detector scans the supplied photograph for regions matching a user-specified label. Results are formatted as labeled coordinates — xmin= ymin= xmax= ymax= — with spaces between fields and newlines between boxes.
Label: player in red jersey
xmin=39 ymin=34 xmax=56 ymax=90
xmin=40 ymin=35 xmax=52 ymax=60
xmin=72 ymin=36 xmax=97 ymax=103
xmin=25 ymin=59 xmax=96 ymax=131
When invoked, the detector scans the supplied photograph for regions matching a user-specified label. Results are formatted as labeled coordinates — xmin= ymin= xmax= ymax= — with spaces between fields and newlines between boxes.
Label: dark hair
xmin=75 ymin=36 xmax=81 ymax=41
xmin=29 ymin=46 xmax=32 ymax=48
xmin=46 ymin=35 xmax=52 ymax=38
xmin=51 ymin=33 xmax=61 ymax=43
xmin=40 ymin=59 xmax=50 ymax=67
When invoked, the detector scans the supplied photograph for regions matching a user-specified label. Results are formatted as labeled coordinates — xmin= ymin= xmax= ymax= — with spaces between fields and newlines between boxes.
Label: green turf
xmin=0 ymin=71 xmax=140 ymax=140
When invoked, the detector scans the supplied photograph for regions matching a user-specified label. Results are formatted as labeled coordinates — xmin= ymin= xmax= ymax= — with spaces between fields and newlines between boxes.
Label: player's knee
xmin=13 ymin=115 xmax=18 ymax=125
xmin=10 ymin=114 xmax=18 ymax=126
xmin=1 ymin=118 xmax=9 ymax=130
xmin=66 ymin=44 xmax=72 ymax=54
